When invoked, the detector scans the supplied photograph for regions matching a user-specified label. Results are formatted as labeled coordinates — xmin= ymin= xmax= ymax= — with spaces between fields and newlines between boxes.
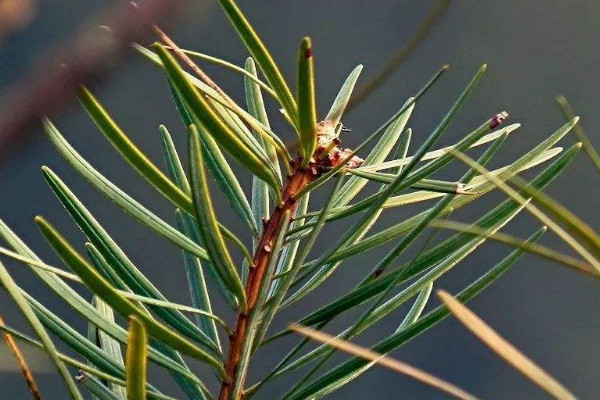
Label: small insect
xmin=489 ymin=111 xmax=509 ymax=129
xmin=340 ymin=124 xmax=352 ymax=133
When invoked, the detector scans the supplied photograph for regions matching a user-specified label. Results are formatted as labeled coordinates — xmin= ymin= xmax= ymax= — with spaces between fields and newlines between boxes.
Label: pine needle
xmin=290 ymin=323 xmax=480 ymax=400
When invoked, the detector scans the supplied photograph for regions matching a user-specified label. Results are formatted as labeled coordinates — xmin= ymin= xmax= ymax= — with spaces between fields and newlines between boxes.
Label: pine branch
xmin=219 ymin=159 xmax=317 ymax=400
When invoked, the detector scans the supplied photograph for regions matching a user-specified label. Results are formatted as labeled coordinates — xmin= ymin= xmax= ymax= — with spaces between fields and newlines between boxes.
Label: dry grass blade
xmin=0 ymin=313 xmax=41 ymax=400
xmin=449 ymin=146 xmax=600 ymax=274
xmin=429 ymin=220 xmax=598 ymax=280
xmin=556 ymin=95 xmax=600 ymax=174
xmin=290 ymin=324 xmax=481 ymax=400
xmin=438 ymin=290 xmax=578 ymax=400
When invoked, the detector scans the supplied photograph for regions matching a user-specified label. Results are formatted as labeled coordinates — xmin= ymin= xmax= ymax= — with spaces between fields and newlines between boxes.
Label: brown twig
xmin=151 ymin=31 xmax=322 ymax=399
xmin=0 ymin=313 xmax=42 ymax=400
xmin=154 ymin=27 xmax=291 ymax=167
xmin=0 ymin=0 xmax=182 ymax=162
xmin=153 ymin=30 xmax=319 ymax=399
xmin=346 ymin=0 xmax=452 ymax=112
xmin=153 ymin=25 xmax=222 ymax=95
xmin=219 ymin=161 xmax=316 ymax=400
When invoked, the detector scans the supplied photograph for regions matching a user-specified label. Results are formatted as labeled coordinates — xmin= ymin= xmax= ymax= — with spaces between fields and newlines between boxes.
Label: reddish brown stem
xmin=152 ymin=28 xmax=323 ymax=400
xmin=153 ymin=25 xmax=223 ymax=96
xmin=219 ymin=161 xmax=316 ymax=400
xmin=0 ymin=0 xmax=179 ymax=161
xmin=0 ymin=314 xmax=42 ymax=400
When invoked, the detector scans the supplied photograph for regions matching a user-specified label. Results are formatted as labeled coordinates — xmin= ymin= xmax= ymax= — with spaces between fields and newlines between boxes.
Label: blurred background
xmin=1 ymin=0 xmax=600 ymax=398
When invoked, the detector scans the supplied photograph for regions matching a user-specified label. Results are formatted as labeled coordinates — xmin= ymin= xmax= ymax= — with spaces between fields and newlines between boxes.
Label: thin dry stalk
xmin=438 ymin=290 xmax=578 ymax=400
xmin=0 ymin=0 xmax=181 ymax=161
xmin=347 ymin=0 xmax=452 ymax=111
xmin=0 ymin=313 xmax=42 ymax=400
xmin=290 ymin=323 xmax=480 ymax=400
xmin=219 ymin=163 xmax=316 ymax=400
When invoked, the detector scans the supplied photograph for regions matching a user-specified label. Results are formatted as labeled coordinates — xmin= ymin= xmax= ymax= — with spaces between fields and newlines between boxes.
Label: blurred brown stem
xmin=0 ymin=0 xmax=37 ymax=43
xmin=0 ymin=313 xmax=42 ymax=400
xmin=0 ymin=0 xmax=182 ymax=163
xmin=219 ymin=163 xmax=316 ymax=400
